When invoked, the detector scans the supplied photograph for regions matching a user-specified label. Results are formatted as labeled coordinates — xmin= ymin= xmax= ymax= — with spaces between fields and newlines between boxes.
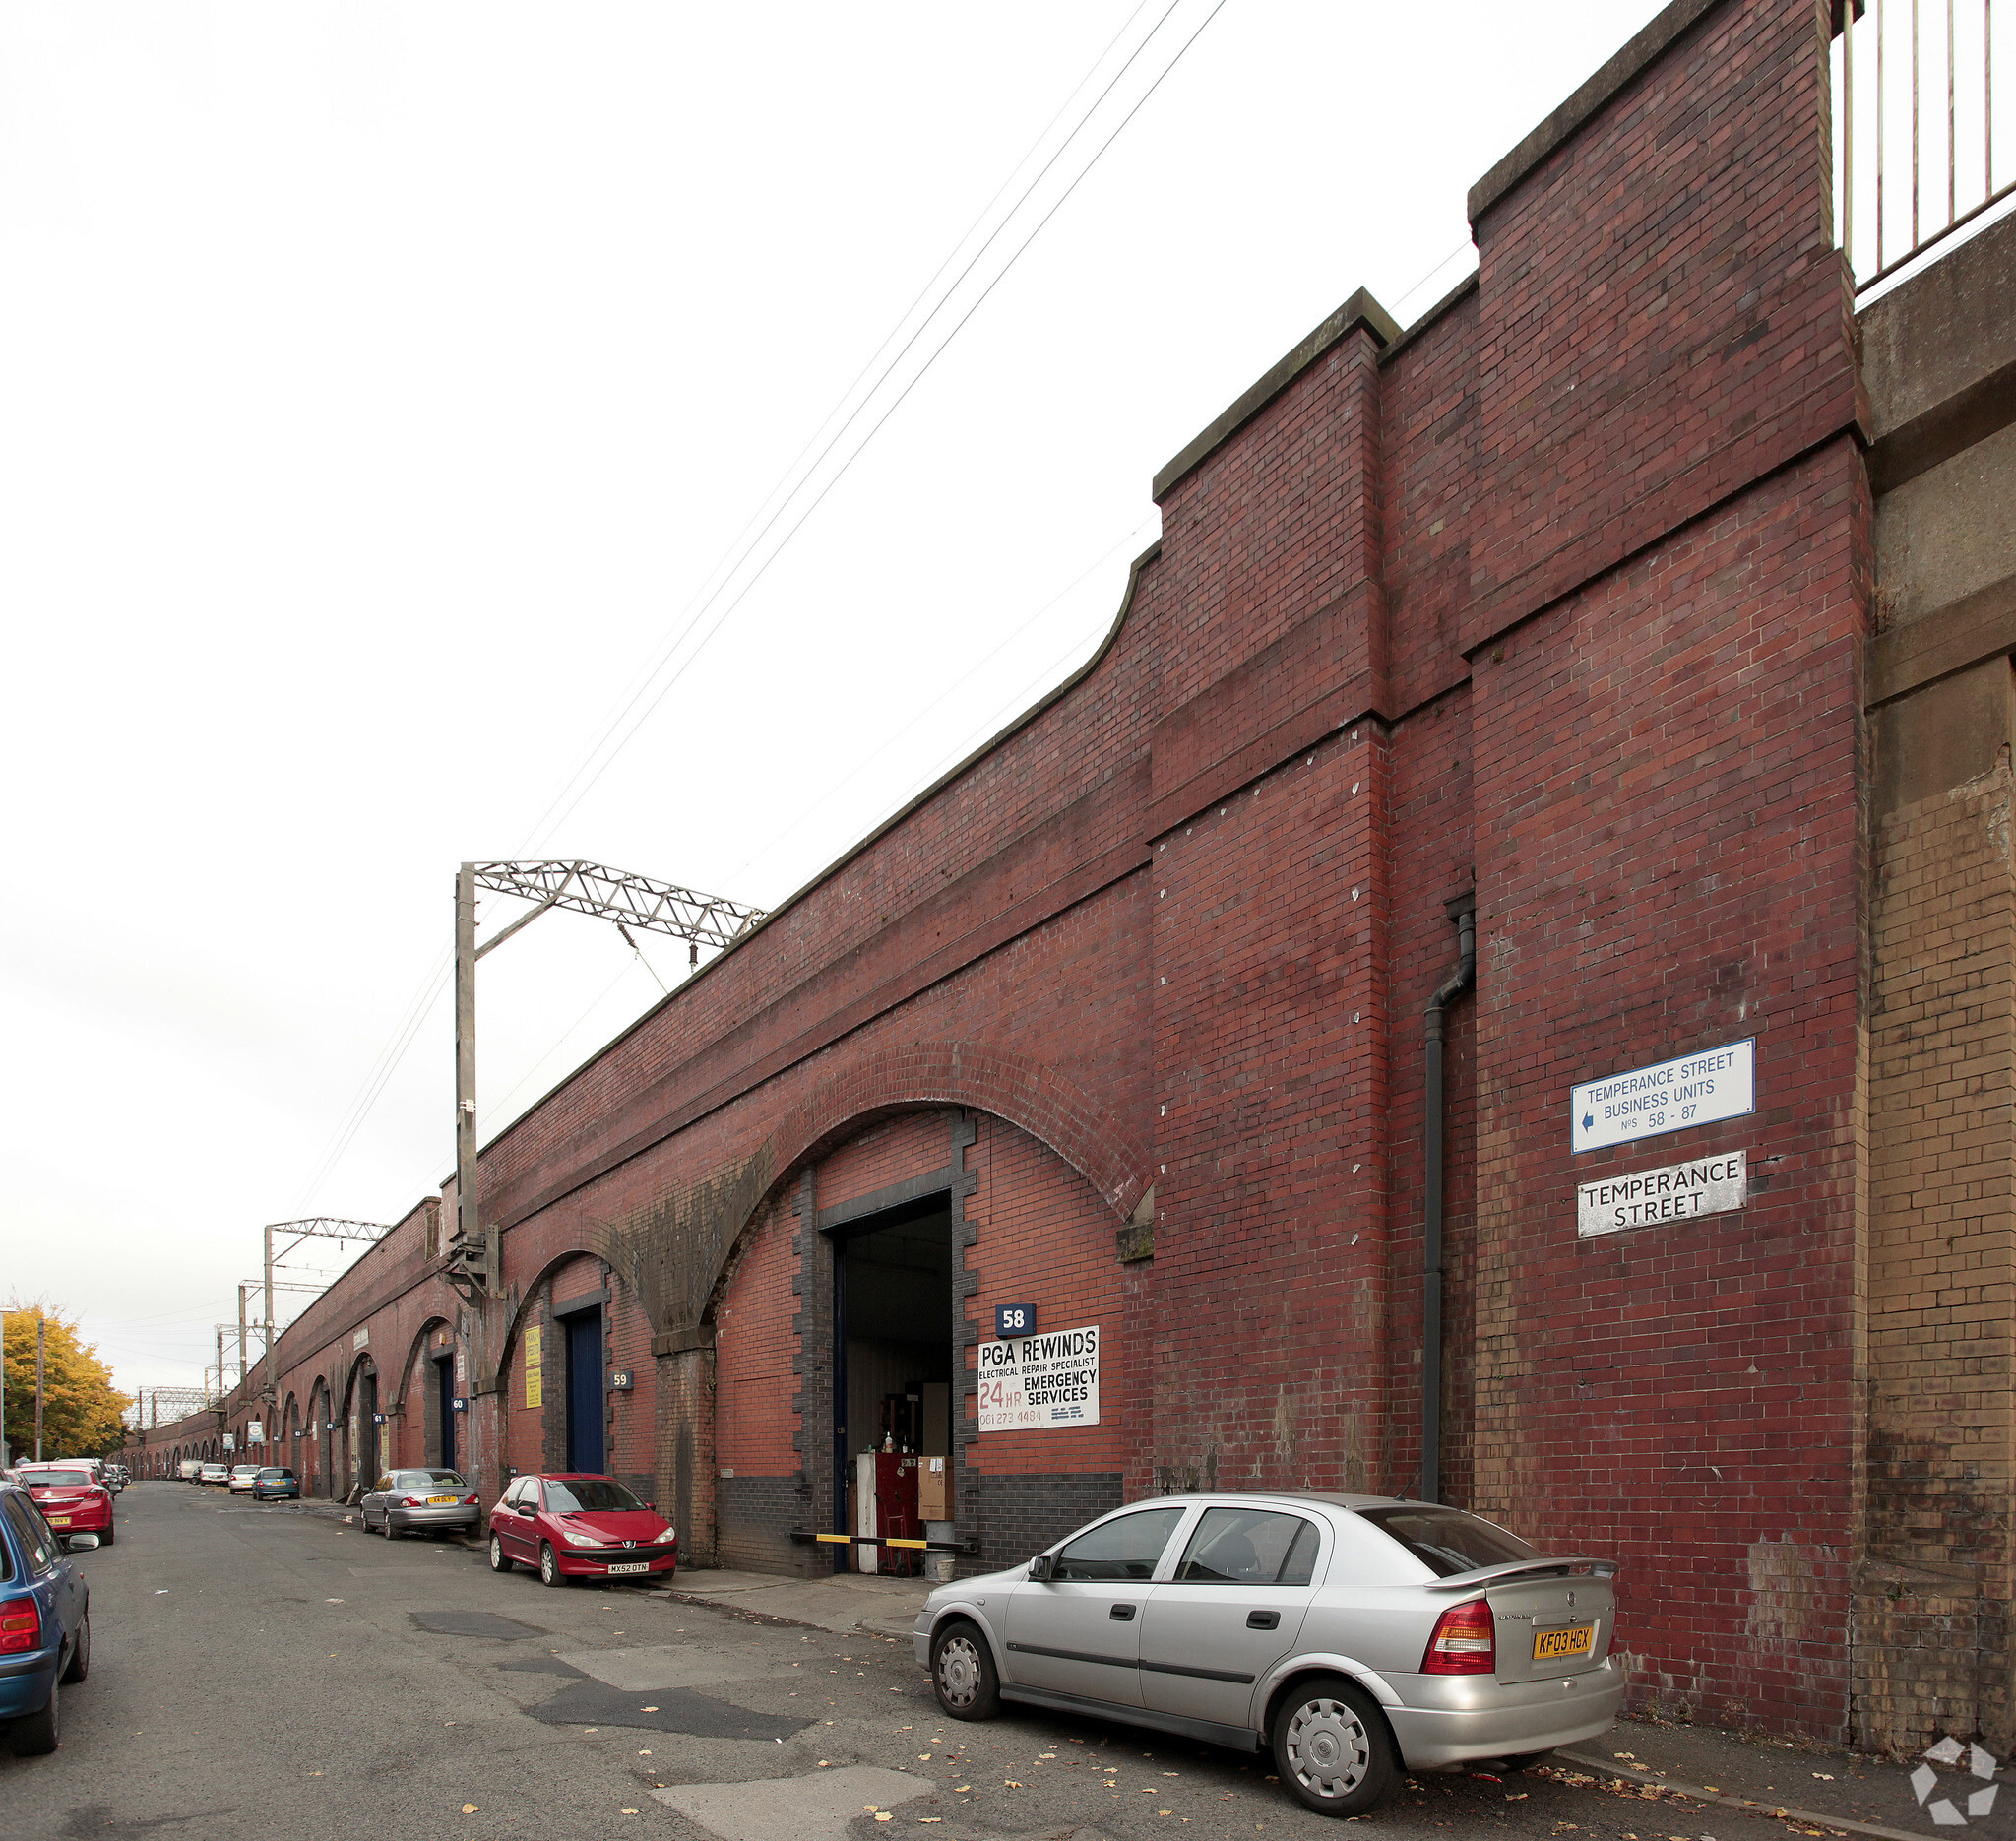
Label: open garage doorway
xmin=830 ymin=1194 xmax=953 ymax=1573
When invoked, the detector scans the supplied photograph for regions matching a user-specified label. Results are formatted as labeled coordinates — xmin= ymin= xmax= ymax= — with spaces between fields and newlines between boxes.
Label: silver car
xmin=913 ymin=1492 xmax=1621 ymax=1818
xmin=359 ymin=1469 xmax=480 ymax=1539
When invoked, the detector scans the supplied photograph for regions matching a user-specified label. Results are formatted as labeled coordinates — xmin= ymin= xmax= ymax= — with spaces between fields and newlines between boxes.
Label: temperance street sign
xmin=1571 ymin=1039 xmax=1754 ymax=1154
xmin=1578 ymin=1150 xmax=1748 ymax=1238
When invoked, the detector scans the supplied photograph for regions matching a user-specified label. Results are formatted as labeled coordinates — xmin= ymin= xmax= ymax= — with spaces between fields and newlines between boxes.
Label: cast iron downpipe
xmin=1421 ymin=895 xmax=1476 ymax=1505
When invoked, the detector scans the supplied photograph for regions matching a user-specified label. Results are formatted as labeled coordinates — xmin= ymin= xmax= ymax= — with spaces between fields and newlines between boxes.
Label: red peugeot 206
xmin=486 ymin=1472 xmax=675 ymax=1589
xmin=14 ymin=1463 xmax=115 ymax=1546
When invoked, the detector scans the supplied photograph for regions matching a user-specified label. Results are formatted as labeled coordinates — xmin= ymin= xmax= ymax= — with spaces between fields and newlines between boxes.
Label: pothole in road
xmin=407 ymin=1609 xmax=547 ymax=1638
xmin=528 ymin=1679 xmax=807 ymax=1742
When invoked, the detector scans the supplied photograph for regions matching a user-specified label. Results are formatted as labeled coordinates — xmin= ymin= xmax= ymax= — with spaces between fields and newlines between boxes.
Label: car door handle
xmin=1246 ymin=1610 xmax=1280 ymax=1630
xmin=1109 ymin=1604 xmax=1137 ymax=1621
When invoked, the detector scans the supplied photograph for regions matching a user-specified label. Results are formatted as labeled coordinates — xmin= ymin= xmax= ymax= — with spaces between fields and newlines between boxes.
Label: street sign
xmin=247 ymin=1421 xmax=264 ymax=1444
xmin=222 ymin=1433 xmax=235 ymax=1450
xmin=977 ymin=1324 xmax=1100 ymax=1431
xmin=994 ymin=1303 xmax=1036 ymax=1337
xmin=1578 ymin=1150 xmax=1747 ymax=1238
xmin=1571 ymin=1039 xmax=1753 ymax=1153
xmin=372 ymin=1412 xmax=387 ymax=1425
xmin=450 ymin=1397 xmax=468 ymax=1413
xmin=352 ymin=1327 xmax=369 ymax=1349
xmin=609 ymin=1369 xmax=634 ymax=1391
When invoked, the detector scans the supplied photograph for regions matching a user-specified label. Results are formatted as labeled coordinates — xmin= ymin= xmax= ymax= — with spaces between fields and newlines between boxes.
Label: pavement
xmin=5 ymin=1482 xmax=2008 ymax=1841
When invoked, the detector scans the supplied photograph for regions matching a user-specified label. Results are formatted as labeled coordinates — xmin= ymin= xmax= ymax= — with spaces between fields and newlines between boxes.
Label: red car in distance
xmin=486 ymin=1472 xmax=675 ymax=1588
xmin=14 ymin=1464 xmax=115 ymax=1545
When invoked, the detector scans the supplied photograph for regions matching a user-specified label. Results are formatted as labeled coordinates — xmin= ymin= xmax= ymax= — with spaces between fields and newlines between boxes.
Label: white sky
xmin=0 ymin=0 xmax=1668 ymax=1396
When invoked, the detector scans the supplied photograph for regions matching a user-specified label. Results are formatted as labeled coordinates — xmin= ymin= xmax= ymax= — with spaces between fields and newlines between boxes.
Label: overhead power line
xmin=290 ymin=2 xmax=1232 ymax=1210
xmin=516 ymin=0 xmax=1228 ymax=857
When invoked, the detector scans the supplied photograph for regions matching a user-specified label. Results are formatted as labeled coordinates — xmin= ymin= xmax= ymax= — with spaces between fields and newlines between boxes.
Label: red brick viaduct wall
xmin=132 ymin=0 xmax=1914 ymax=1748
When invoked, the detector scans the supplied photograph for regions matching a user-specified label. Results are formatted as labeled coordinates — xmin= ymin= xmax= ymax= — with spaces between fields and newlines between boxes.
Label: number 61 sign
xmin=995 ymin=1302 xmax=1036 ymax=1337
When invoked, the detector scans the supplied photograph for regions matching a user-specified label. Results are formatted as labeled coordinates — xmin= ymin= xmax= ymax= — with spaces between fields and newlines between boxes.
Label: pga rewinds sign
xmin=977 ymin=1324 xmax=1100 ymax=1432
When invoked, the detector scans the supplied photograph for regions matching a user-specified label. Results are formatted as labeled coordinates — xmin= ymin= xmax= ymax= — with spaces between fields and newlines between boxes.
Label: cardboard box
xmin=917 ymin=1455 xmax=951 ymax=1521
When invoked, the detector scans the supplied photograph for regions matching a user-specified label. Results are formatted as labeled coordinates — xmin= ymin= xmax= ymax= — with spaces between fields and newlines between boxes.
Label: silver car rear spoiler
xmin=1420 ymin=1556 xmax=1618 ymax=1592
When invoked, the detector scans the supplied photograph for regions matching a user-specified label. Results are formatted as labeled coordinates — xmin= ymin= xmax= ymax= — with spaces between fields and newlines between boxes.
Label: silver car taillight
xmin=1421 ymin=1598 xmax=1496 ymax=1675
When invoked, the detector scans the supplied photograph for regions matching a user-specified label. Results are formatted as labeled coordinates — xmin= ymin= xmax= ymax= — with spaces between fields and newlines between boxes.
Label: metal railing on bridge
xmin=1836 ymin=0 xmax=2014 ymax=292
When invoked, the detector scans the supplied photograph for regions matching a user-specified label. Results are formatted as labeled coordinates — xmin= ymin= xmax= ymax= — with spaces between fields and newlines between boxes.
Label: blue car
xmin=251 ymin=1466 xmax=300 ymax=1501
xmin=0 ymin=1480 xmax=94 ymax=1755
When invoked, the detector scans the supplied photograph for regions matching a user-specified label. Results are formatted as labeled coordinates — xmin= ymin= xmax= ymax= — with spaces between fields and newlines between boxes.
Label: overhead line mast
xmin=260 ymin=1219 xmax=393 ymax=1405
xmin=450 ymin=860 xmax=765 ymax=1299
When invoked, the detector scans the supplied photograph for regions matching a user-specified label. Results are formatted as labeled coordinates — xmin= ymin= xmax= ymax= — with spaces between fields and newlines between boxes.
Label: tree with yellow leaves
xmin=2 ymin=1305 xmax=132 ymax=1463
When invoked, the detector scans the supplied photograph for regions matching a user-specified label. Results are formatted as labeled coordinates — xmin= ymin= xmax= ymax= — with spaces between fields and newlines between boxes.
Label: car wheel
xmin=1497 ymin=1750 xmax=1553 ymax=1773
xmin=383 ymin=1512 xmax=400 ymax=1541
xmin=1272 ymin=1675 xmax=1400 ymax=1817
xmin=538 ymin=1542 xmax=566 ymax=1588
xmin=488 ymin=1533 xmax=513 ymax=1573
xmin=60 ymin=1614 xmax=91 ymax=1684
xmin=13 ymin=1671 xmax=58 ymax=1755
xmin=930 ymin=1619 xmax=1001 ymax=1721
xmin=99 ymin=1523 xmax=115 ymax=1547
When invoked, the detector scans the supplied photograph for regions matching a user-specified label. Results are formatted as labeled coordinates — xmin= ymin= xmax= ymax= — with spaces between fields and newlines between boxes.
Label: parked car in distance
xmin=179 ymin=1461 xmax=202 ymax=1483
xmin=101 ymin=1465 xmax=127 ymax=1493
xmin=360 ymin=1469 xmax=478 ymax=1539
xmin=0 ymin=1479 xmax=96 ymax=1755
xmin=250 ymin=1467 xmax=300 ymax=1502
xmin=225 ymin=1465 xmax=263 ymax=1495
xmin=914 ymin=1492 xmax=1621 ymax=1819
xmin=487 ymin=1473 xmax=677 ymax=1587
xmin=10 ymin=1469 xmax=114 ymax=1549
xmin=198 ymin=1463 xmax=228 ymax=1487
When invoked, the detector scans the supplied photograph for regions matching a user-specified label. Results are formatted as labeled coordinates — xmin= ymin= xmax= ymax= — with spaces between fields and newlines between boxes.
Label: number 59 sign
xmin=995 ymin=1302 xmax=1036 ymax=1337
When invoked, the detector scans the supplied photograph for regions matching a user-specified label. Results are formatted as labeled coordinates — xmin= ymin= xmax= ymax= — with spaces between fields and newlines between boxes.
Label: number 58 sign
xmin=995 ymin=1302 xmax=1036 ymax=1337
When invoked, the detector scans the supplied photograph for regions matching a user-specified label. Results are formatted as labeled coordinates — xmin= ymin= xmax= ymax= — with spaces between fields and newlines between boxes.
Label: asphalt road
xmin=0 ymin=1484 xmax=1948 ymax=1841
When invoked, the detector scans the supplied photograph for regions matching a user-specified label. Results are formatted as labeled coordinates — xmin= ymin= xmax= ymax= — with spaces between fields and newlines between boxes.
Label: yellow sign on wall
xmin=524 ymin=1325 xmax=542 ymax=1409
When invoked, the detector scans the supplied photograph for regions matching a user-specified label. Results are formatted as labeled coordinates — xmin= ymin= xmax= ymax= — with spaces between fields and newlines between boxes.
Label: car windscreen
xmin=257 ymin=1469 xmax=292 ymax=1479
xmin=544 ymin=1478 xmax=643 ymax=1513
xmin=395 ymin=1471 xmax=466 ymax=1489
xmin=1356 ymin=1506 xmax=1541 ymax=1577
xmin=22 ymin=1470 xmax=92 ymax=1487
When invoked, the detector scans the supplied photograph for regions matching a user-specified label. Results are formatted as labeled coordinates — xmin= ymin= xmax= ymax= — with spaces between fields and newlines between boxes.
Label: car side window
xmin=506 ymin=1479 xmax=533 ymax=1508
xmin=1050 ymin=1506 xmax=1188 ymax=1582
xmin=2 ymin=1495 xmax=57 ymax=1574
xmin=1172 ymin=1507 xmax=1320 ymax=1585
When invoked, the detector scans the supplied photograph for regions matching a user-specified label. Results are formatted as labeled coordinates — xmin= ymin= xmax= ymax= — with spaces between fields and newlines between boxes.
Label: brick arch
xmin=771 ymin=1041 xmax=1149 ymax=1220
xmin=699 ymin=1039 xmax=1151 ymax=1325
xmin=388 ymin=1315 xmax=456 ymax=1416
xmin=481 ymin=1244 xmax=630 ymax=1393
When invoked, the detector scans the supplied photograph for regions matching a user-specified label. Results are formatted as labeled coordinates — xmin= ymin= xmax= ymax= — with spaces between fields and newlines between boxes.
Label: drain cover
xmin=530 ymin=1680 xmax=806 ymax=1740
xmin=408 ymin=1610 xmax=545 ymax=1638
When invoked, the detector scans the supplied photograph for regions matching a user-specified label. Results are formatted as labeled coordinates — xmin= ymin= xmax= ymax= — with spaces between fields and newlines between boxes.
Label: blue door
xmin=564 ymin=1311 xmax=604 ymax=1474
xmin=436 ymin=1356 xmax=456 ymax=1471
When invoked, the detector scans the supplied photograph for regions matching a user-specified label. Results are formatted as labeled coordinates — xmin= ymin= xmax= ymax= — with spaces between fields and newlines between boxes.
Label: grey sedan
xmin=913 ymin=1492 xmax=1621 ymax=1818
xmin=359 ymin=1469 xmax=480 ymax=1539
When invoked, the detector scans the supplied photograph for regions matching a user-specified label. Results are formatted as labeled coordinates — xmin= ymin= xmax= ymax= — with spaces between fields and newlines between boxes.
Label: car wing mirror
xmin=65 ymin=1533 xmax=100 ymax=1553
xmin=1027 ymin=1554 xmax=1056 ymax=1581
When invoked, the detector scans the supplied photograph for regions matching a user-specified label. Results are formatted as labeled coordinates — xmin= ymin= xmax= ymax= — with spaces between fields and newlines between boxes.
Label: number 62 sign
xmin=995 ymin=1302 xmax=1036 ymax=1337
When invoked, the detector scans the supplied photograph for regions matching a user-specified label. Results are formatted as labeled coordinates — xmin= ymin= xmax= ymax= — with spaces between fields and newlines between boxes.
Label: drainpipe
xmin=1421 ymin=894 xmax=1476 ymax=1505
